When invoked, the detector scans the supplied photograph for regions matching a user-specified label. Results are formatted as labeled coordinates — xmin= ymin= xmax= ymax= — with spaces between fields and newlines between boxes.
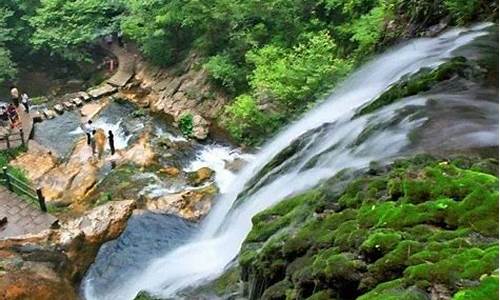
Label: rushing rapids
xmin=82 ymin=23 xmax=498 ymax=299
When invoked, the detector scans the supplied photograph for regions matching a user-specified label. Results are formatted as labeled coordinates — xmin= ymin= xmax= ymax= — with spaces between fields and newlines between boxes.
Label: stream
xmin=80 ymin=23 xmax=497 ymax=299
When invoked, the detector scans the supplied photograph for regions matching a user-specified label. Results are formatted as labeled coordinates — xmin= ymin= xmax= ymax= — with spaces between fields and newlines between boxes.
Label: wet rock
xmin=53 ymin=104 xmax=64 ymax=114
xmin=144 ymin=185 xmax=218 ymax=221
xmin=78 ymin=91 xmax=91 ymax=102
xmin=31 ymin=111 xmax=44 ymax=123
xmin=158 ymin=166 xmax=181 ymax=177
xmin=58 ymin=200 xmax=135 ymax=277
xmin=120 ymin=132 xmax=156 ymax=167
xmin=80 ymin=99 xmax=109 ymax=119
xmin=62 ymin=101 xmax=75 ymax=110
xmin=187 ymin=167 xmax=214 ymax=186
xmin=71 ymin=98 xmax=83 ymax=107
xmin=42 ymin=109 xmax=57 ymax=120
xmin=225 ymin=157 xmax=247 ymax=173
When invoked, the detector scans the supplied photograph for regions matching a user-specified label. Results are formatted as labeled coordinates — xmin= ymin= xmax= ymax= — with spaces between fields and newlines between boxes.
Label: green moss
xmin=240 ymin=156 xmax=499 ymax=300
xmin=357 ymin=57 xmax=480 ymax=116
xmin=357 ymin=279 xmax=427 ymax=300
xmin=212 ymin=266 xmax=240 ymax=296
xmin=452 ymin=275 xmax=499 ymax=300
xmin=361 ymin=231 xmax=402 ymax=258
xmin=261 ymin=279 xmax=292 ymax=300
xmin=305 ymin=290 xmax=334 ymax=300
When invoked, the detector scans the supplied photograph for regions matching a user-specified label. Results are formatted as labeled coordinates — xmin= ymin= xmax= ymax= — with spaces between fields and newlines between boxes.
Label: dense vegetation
xmin=0 ymin=0 xmax=496 ymax=144
xmin=238 ymin=155 xmax=499 ymax=299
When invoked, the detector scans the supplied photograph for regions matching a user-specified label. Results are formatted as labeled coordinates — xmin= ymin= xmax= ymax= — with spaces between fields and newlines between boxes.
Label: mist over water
xmin=82 ymin=24 xmax=498 ymax=300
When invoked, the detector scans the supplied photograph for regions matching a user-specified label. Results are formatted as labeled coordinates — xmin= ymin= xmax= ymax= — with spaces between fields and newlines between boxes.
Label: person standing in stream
xmin=82 ymin=119 xmax=95 ymax=145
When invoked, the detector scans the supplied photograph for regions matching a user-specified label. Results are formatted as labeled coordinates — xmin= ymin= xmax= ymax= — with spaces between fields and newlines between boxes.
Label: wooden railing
xmin=1 ymin=166 xmax=47 ymax=212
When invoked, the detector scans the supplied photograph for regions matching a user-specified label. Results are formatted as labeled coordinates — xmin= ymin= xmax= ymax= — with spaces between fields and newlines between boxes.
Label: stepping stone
xmin=88 ymin=84 xmax=117 ymax=99
xmin=31 ymin=111 xmax=44 ymax=123
xmin=53 ymin=104 xmax=64 ymax=114
xmin=72 ymin=98 xmax=83 ymax=107
xmin=62 ymin=101 xmax=75 ymax=110
xmin=78 ymin=92 xmax=91 ymax=101
xmin=43 ymin=109 xmax=57 ymax=119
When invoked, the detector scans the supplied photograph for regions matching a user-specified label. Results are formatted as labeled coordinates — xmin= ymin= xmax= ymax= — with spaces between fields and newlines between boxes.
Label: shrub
xmin=445 ymin=0 xmax=480 ymax=25
xmin=178 ymin=113 xmax=194 ymax=137
xmin=221 ymin=94 xmax=280 ymax=145
xmin=247 ymin=31 xmax=352 ymax=110
xmin=204 ymin=54 xmax=246 ymax=93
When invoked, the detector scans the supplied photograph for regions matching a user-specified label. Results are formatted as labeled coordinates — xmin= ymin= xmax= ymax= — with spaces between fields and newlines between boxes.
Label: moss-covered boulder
xmin=239 ymin=156 xmax=499 ymax=300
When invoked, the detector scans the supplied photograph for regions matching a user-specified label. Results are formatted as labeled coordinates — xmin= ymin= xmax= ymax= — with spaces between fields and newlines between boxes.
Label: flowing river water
xmin=81 ymin=24 xmax=498 ymax=299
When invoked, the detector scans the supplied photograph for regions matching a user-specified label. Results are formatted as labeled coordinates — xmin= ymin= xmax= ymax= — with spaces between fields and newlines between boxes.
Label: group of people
xmin=0 ymin=85 xmax=31 ymax=129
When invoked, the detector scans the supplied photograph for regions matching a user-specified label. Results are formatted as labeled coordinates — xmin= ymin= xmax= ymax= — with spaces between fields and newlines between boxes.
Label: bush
xmin=178 ymin=113 xmax=194 ymax=137
xmin=204 ymin=54 xmax=246 ymax=93
xmin=445 ymin=0 xmax=480 ymax=24
xmin=221 ymin=94 xmax=280 ymax=145
xmin=247 ymin=31 xmax=352 ymax=110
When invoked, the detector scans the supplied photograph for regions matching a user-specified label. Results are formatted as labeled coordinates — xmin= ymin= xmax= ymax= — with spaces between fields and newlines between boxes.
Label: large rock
xmin=187 ymin=167 xmax=214 ymax=186
xmin=144 ymin=185 xmax=217 ymax=221
xmin=11 ymin=147 xmax=57 ymax=182
xmin=191 ymin=114 xmax=210 ymax=140
xmin=131 ymin=51 xmax=228 ymax=124
xmin=38 ymin=137 xmax=105 ymax=206
xmin=119 ymin=132 xmax=156 ymax=167
xmin=0 ymin=200 xmax=135 ymax=299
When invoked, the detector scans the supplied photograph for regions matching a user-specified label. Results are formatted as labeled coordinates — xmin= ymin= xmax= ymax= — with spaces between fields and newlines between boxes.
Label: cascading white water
xmin=82 ymin=23 xmax=496 ymax=300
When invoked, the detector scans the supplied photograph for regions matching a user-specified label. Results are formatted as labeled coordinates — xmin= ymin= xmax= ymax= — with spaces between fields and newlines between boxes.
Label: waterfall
xmin=82 ymin=23 xmax=497 ymax=300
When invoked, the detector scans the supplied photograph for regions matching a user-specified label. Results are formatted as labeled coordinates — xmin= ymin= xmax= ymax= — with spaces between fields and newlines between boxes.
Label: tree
xmin=29 ymin=0 xmax=123 ymax=61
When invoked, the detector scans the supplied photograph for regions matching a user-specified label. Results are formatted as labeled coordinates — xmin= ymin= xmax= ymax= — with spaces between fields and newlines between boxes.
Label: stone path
xmin=106 ymin=43 xmax=135 ymax=87
xmin=0 ymin=186 xmax=58 ymax=239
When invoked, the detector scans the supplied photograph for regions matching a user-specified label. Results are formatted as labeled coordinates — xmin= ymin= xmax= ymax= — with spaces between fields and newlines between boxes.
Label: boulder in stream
xmin=187 ymin=167 xmax=214 ymax=186
xmin=53 ymin=104 xmax=64 ymax=114
xmin=144 ymin=184 xmax=218 ymax=221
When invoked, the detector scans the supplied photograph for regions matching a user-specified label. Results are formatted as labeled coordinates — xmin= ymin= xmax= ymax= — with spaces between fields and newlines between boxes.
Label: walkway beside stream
xmin=0 ymin=186 xmax=57 ymax=239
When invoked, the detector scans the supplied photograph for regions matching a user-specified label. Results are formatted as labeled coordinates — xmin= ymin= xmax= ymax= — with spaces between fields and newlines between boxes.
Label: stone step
xmin=88 ymin=84 xmax=117 ymax=99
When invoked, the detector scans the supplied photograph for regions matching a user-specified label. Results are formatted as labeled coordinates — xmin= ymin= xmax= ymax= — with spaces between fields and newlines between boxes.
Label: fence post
xmin=3 ymin=167 xmax=12 ymax=191
xmin=20 ymin=128 xmax=25 ymax=147
xmin=108 ymin=130 xmax=115 ymax=155
xmin=5 ymin=135 xmax=9 ymax=149
xmin=36 ymin=188 xmax=47 ymax=212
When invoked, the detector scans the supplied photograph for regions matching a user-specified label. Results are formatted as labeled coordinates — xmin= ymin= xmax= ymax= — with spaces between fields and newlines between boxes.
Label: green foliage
xmin=29 ymin=0 xmax=123 ymax=61
xmin=178 ymin=113 xmax=194 ymax=137
xmin=444 ymin=0 xmax=480 ymax=25
xmin=0 ymin=8 xmax=16 ymax=82
xmin=204 ymin=54 xmax=246 ymax=93
xmin=239 ymin=156 xmax=499 ymax=299
xmin=222 ymin=94 xmax=281 ymax=145
xmin=247 ymin=31 xmax=352 ymax=109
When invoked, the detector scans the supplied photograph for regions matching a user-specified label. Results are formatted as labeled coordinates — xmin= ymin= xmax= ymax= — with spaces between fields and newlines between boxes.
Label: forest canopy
xmin=0 ymin=0 xmax=497 ymax=144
